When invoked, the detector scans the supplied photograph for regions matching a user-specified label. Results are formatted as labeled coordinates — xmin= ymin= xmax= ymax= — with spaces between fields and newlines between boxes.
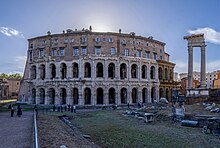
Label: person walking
xmin=17 ymin=105 xmax=22 ymax=117
xmin=11 ymin=106 xmax=14 ymax=117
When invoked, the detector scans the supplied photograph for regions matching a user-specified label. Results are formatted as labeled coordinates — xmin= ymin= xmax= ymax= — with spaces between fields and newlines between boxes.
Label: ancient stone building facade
xmin=157 ymin=59 xmax=176 ymax=101
xmin=19 ymin=29 xmax=172 ymax=106
xmin=0 ymin=78 xmax=9 ymax=100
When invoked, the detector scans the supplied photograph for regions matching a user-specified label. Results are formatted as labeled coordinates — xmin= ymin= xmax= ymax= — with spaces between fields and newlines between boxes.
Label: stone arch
xmin=159 ymin=88 xmax=164 ymax=99
xmin=96 ymin=63 xmax=104 ymax=77
xmin=84 ymin=87 xmax=91 ymax=104
xmin=49 ymin=63 xmax=56 ymax=79
xmin=39 ymin=88 xmax=45 ymax=104
xmin=60 ymin=63 xmax=67 ymax=79
xmin=97 ymin=87 xmax=104 ymax=104
xmin=72 ymin=63 xmax=79 ymax=78
xmin=151 ymin=87 xmax=156 ymax=102
xmin=170 ymin=69 xmax=173 ymax=80
xmin=165 ymin=88 xmax=169 ymax=100
xmin=60 ymin=87 xmax=67 ymax=104
xmin=109 ymin=87 xmax=116 ymax=104
xmin=39 ymin=64 xmax=46 ymax=80
xmin=150 ymin=66 xmax=155 ymax=79
xmin=73 ymin=88 xmax=79 ymax=104
xmin=165 ymin=68 xmax=168 ymax=80
xmin=131 ymin=64 xmax=138 ymax=78
xmin=32 ymin=88 xmax=36 ymax=104
xmin=158 ymin=67 xmax=163 ymax=80
xmin=132 ymin=88 xmax=138 ymax=103
xmin=121 ymin=88 xmax=127 ymax=104
xmin=30 ymin=65 xmax=36 ymax=79
xmin=84 ymin=62 xmax=91 ymax=78
xmin=108 ymin=63 xmax=115 ymax=79
xmin=120 ymin=63 xmax=127 ymax=79
xmin=48 ymin=88 xmax=55 ymax=104
xmin=142 ymin=65 xmax=147 ymax=79
xmin=142 ymin=88 xmax=148 ymax=103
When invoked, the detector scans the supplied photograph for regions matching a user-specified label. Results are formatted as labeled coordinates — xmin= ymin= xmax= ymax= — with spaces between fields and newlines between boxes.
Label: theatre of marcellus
xmin=19 ymin=27 xmax=177 ymax=106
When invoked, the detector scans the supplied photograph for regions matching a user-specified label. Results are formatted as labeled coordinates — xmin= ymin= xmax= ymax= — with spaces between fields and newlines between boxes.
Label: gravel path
xmin=0 ymin=111 xmax=33 ymax=148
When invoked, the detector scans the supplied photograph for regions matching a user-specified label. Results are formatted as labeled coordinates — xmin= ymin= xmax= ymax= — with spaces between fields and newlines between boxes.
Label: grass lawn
xmin=71 ymin=110 xmax=193 ymax=148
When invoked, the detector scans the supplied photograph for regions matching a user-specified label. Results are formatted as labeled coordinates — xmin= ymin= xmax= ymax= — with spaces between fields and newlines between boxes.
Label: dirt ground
xmin=37 ymin=113 xmax=99 ymax=148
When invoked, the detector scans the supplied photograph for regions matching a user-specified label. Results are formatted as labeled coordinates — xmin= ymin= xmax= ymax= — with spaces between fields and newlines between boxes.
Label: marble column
xmin=188 ymin=46 xmax=193 ymax=89
xmin=200 ymin=46 xmax=206 ymax=88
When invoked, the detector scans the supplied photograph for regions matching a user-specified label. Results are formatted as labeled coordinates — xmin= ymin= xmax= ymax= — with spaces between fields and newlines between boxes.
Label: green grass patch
xmin=71 ymin=110 xmax=188 ymax=148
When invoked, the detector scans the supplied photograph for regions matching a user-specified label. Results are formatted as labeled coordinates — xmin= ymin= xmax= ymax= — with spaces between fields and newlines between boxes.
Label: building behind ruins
xmin=19 ymin=28 xmax=175 ymax=105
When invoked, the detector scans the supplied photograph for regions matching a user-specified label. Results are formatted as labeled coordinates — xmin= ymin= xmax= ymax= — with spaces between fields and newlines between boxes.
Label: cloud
xmin=175 ymin=60 xmax=220 ymax=73
xmin=0 ymin=27 xmax=24 ymax=38
xmin=0 ymin=55 xmax=26 ymax=74
xmin=188 ymin=27 xmax=220 ymax=45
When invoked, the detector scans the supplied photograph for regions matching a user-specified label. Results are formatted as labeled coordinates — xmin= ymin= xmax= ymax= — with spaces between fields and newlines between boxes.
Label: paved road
xmin=0 ymin=111 xmax=33 ymax=148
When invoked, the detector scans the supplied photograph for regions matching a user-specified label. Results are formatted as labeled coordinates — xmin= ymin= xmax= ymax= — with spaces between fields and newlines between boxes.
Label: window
xmin=71 ymin=39 xmax=74 ymax=42
xmin=39 ymin=49 xmax=44 ymax=58
xmin=29 ymin=51 xmax=33 ymax=61
xmin=54 ymin=39 xmax=58 ymax=43
xmin=160 ymin=49 xmax=163 ymax=53
xmin=160 ymin=56 xmax=163 ymax=60
xmin=82 ymin=47 xmax=87 ymax=55
xmin=73 ymin=48 xmax=79 ymax=56
xmin=102 ymin=38 xmax=106 ymax=42
xmin=138 ymin=51 xmax=142 ymax=57
xmin=96 ymin=47 xmax=101 ymax=55
xmin=95 ymin=37 xmax=99 ymax=42
xmin=59 ymin=47 xmax=65 ymax=56
xmin=125 ymin=48 xmax=129 ymax=56
xmin=146 ymin=51 xmax=150 ymax=59
xmin=82 ymin=37 xmax=87 ymax=43
xmin=153 ymin=53 xmax=157 ymax=60
xmin=51 ymin=48 xmax=57 ymax=56
xmin=111 ymin=47 xmax=116 ymax=55
xmin=109 ymin=38 xmax=113 ymax=42
xmin=64 ymin=38 xmax=68 ymax=43
xmin=30 ymin=44 xmax=33 ymax=48
xmin=42 ymin=40 xmax=47 ymax=44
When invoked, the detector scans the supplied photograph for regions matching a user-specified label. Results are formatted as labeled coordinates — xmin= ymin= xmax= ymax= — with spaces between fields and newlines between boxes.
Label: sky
xmin=0 ymin=0 xmax=220 ymax=74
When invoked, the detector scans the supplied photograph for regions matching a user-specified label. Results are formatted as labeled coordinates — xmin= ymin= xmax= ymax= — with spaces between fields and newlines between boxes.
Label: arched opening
xmin=96 ymin=87 xmax=103 ymax=104
xmin=166 ymin=88 xmax=169 ymax=100
xmin=84 ymin=62 xmax=91 ymax=78
xmin=170 ymin=69 xmax=173 ymax=80
xmin=131 ymin=64 xmax=138 ymax=78
xmin=158 ymin=67 xmax=163 ymax=80
xmin=39 ymin=64 xmax=45 ymax=80
xmin=142 ymin=88 xmax=147 ymax=103
xmin=60 ymin=88 xmax=66 ymax=105
xmin=142 ymin=65 xmax=147 ymax=79
xmin=73 ymin=88 xmax=79 ymax=104
xmin=165 ymin=68 xmax=168 ymax=80
xmin=121 ymin=88 xmax=127 ymax=104
xmin=50 ymin=63 xmax=56 ymax=79
xmin=120 ymin=63 xmax=127 ymax=79
xmin=39 ymin=88 xmax=45 ymax=104
xmin=109 ymin=88 xmax=116 ymax=104
xmin=60 ymin=63 xmax=67 ymax=79
xmin=48 ymin=88 xmax=55 ymax=104
xmin=32 ymin=88 xmax=36 ymax=104
xmin=151 ymin=87 xmax=155 ymax=103
xmin=84 ymin=88 xmax=91 ymax=104
xmin=132 ymin=88 xmax=138 ymax=103
xmin=30 ymin=65 xmax=36 ymax=79
xmin=159 ymin=88 xmax=164 ymax=99
xmin=96 ymin=63 xmax=103 ymax=77
xmin=150 ymin=66 xmax=155 ymax=79
xmin=108 ymin=63 xmax=115 ymax=79
xmin=72 ymin=63 xmax=78 ymax=78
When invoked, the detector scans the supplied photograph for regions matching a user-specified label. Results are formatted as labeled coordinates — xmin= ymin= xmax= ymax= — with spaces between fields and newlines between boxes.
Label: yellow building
xmin=157 ymin=58 xmax=177 ymax=101
xmin=213 ymin=71 xmax=220 ymax=88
